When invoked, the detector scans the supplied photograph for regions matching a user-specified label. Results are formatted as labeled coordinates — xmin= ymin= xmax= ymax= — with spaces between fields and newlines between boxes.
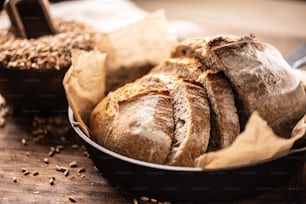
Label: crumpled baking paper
xmin=63 ymin=49 xmax=107 ymax=137
xmin=194 ymin=112 xmax=306 ymax=169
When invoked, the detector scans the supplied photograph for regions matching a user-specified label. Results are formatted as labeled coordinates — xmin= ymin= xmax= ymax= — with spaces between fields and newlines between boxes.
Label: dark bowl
xmin=0 ymin=67 xmax=68 ymax=114
xmin=68 ymin=107 xmax=306 ymax=203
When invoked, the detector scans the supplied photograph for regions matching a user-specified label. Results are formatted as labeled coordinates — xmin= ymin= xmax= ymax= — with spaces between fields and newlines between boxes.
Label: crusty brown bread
xmin=90 ymin=35 xmax=306 ymax=167
xmin=172 ymin=35 xmax=306 ymax=138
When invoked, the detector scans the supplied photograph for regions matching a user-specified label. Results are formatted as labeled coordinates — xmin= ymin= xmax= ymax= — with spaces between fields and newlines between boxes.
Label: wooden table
xmin=1 ymin=0 xmax=306 ymax=203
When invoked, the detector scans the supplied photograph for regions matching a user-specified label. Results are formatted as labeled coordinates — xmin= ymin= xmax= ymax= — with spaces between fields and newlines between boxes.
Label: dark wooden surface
xmin=1 ymin=1 xmax=306 ymax=203
xmin=0 ymin=113 xmax=305 ymax=204
xmin=0 ymin=115 xmax=136 ymax=204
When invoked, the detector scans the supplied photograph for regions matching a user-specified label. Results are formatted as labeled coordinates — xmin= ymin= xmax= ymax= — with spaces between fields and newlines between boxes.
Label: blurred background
xmin=133 ymin=0 xmax=306 ymax=55
xmin=1 ymin=0 xmax=305 ymax=56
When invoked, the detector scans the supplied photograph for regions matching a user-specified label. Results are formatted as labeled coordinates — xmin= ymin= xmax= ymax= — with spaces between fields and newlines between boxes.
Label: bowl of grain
xmin=0 ymin=19 xmax=97 ymax=113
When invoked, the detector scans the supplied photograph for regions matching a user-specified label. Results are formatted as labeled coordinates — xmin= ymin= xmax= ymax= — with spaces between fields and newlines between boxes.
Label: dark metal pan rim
xmin=68 ymin=107 xmax=306 ymax=172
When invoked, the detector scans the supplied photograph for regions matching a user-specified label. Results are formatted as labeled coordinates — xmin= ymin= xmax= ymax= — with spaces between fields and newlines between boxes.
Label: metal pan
xmin=68 ymin=108 xmax=306 ymax=203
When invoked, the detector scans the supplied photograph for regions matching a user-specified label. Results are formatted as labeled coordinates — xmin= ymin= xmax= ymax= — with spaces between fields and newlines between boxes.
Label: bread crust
xmin=91 ymin=91 xmax=174 ymax=164
xmin=172 ymin=35 xmax=306 ymax=137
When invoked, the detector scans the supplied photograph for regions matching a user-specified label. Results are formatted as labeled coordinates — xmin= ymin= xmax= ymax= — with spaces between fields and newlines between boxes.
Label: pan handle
xmin=285 ymin=43 xmax=306 ymax=69
xmin=289 ymin=146 xmax=306 ymax=156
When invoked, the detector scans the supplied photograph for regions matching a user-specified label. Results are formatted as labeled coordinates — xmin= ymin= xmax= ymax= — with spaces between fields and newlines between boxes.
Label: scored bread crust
xmin=172 ymin=35 xmax=306 ymax=137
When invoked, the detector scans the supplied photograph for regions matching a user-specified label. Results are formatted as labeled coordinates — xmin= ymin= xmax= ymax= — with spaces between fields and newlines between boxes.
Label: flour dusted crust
xmin=172 ymin=35 xmax=306 ymax=138
xmin=91 ymin=90 xmax=174 ymax=164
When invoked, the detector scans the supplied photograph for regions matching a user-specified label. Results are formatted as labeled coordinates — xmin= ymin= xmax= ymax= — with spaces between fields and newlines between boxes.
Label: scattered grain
xmin=32 ymin=171 xmax=39 ymax=176
xmin=78 ymin=167 xmax=86 ymax=173
xmin=23 ymin=171 xmax=30 ymax=176
xmin=133 ymin=198 xmax=138 ymax=204
xmin=48 ymin=150 xmax=55 ymax=157
xmin=71 ymin=144 xmax=79 ymax=149
xmin=56 ymin=145 xmax=64 ymax=150
xmin=140 ymin=196 xmax=149 ymax=202
xmin=64 ymin=169 xmax=69 ymax=177
xmin=69 ymin=161 xmax=77 ymax=168
xmin=43 ymin=158 xmax=49 ymax=164
xmin=49 ymin=177 xmax=54 ymax=185
xmin=21 ymin=138 xmax=27 ymax=145
xmin=13 ymin=177 xmax=17 ymax=183
xmin=21 ymin=168 xmax=27 ymax=173
xmin=25 ymin=152 xmax=31 ymax=157
xmin=55 ymin=165 xmax=66 ymax=172
xmin=33 ymin=191 xmax=40 ymax=194
xmin=150 ymin=198 xmax=157 ymax=203
xmin=68 ymin=197 xmax=76 ymax=203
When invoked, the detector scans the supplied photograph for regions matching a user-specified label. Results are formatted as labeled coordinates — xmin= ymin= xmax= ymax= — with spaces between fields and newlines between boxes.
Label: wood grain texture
xmin=0 ymin=116 xmax=134 ymax=204
xmin=0 ymin=114 xmax=305 ymax=203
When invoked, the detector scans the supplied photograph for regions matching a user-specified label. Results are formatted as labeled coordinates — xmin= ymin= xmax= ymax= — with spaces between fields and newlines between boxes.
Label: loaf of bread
xmin=90 ymin=35 xmax=306 ymax=167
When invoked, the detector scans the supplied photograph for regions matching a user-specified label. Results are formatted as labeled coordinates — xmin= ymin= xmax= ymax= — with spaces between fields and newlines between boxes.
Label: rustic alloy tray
xmin=68 ymin=108 xmax=306 ymax=203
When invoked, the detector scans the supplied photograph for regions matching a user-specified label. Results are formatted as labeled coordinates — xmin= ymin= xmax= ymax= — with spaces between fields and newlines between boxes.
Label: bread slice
xmin=199 ymin=71 xmax=240 ymax=151
xmin=166 ymin=80 xmax=210 ymax=166
xmin=211 ymin=37 xmax=306 ymax=137
xmin=172 ymin=35 xmax=306 ymax=137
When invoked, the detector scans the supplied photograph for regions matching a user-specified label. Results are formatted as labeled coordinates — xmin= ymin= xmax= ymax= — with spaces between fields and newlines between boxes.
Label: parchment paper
xmin=63 ymin=49 xmax=107 ymax=137
xmin=194 ymin=112 xmax=306 ymax=169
